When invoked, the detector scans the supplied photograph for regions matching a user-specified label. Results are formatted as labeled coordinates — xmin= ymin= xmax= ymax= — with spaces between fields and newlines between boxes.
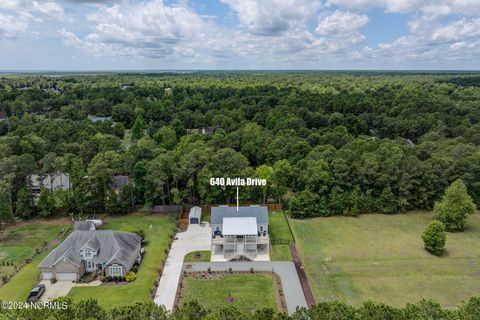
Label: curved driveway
xmin=153 ymin=224 xmax=308 ymax=315
xmin=153 ymin=224 xmax=211 ymax=310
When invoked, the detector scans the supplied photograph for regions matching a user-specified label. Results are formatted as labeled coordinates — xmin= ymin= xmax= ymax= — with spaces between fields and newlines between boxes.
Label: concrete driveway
xmin=184 ymin=261 xmax=308 ymax=315
xmin=154 ymin=223 xmax=211 ymax=310
xmin=40 ymin=280 xmax=102 ymax=302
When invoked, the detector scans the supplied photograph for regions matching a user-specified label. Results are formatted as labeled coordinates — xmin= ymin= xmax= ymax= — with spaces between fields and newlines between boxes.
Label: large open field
xmin=292 ymin=211 xmax=480 ymax=308
xmin=182 ymin=274 xmax=278 ymax=312
xmin=67 ymin=213 xmax=176 ymax=308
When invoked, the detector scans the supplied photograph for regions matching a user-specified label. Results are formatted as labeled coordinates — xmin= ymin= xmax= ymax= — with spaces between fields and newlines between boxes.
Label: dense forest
xmin=1 ymin=72 xmax=480 ymax=223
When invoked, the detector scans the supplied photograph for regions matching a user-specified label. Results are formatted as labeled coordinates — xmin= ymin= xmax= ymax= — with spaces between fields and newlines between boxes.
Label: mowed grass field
xmin=0 ymin=221 xmax=67 ymax=287
xmin=0 ymin=222 xmax=66 ymax=265
xmin=182 ymin=275 xmax=278 ymax=312
xmin=269 ymin=211 xmax=293 ymax=261
xmin=68 ymin=213 xmax=176 ymax=308
xmin=292 ymin=211 xmax=480 ymax=308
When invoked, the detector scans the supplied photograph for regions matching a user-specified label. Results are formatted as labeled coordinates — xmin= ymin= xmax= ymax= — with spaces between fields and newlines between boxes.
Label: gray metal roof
xmin=38 ymin=230 xmax=141 ymax=268
xmin=189 ymin=206 xmax=202 ymax=219
xmin=73 ymin=221 xmax=96 ymax=231
xmin=211 ymin=205 xmax=268 ymax=225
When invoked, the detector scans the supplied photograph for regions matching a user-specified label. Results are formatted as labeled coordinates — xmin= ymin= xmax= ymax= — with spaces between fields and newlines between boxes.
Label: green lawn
xmin=184 ymin=251 xmax=211 ymax=262
xmin=0 ymin=251 xmax=50 ymax=301
xmin=68 ymin=213 xmax=176 ymax=308
xmin=0 ymin=223 xmax=65 ymax=265
xmin=0 ymin=221 xmax=67 ymax=286
xmin=182 ymin=275 xmax=278 ymax=312
xmin=292 ymin=211 xmax=480 ymax=308
xmin=269 ymin=211 xmax=293 ymax=261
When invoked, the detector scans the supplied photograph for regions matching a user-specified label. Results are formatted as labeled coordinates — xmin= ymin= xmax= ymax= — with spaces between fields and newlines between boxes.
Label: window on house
xmin=84 ymin=249 xmax=92 ymax=258
xmin=87 ymin=261 xmax=94 ymax=270
xmin=109 ymin=265 xmax=122 ymax=276
xmin=260 ymin=226 xmax=263 ymax=232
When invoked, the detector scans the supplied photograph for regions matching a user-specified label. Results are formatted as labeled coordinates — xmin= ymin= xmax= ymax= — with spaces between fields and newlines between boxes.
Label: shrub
xmin=422 ymin=220 xmax=446 ymax=256
xmin=125 ymin=271 xmax=136 ymax=282
xmin=51 ymin=277 xmax=57 ymax=284
xmin=133 ymin=229 xmax=146 ymax=240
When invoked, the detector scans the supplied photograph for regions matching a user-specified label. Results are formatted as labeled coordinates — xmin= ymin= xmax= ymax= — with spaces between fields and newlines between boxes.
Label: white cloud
xmin=0 ymin=12 xmax=30 ymax=38
xmin=220 ymin=0 xmax=321 ymax=36
xmin=316 ymin=10 xmax=369 ymax=36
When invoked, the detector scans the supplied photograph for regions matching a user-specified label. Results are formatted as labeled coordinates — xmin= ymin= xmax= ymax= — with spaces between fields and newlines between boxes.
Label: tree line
xmin=0 ymin=297 xmax=479 ymax=320
xmin=1 ymin=72 xmax=480 ymax=224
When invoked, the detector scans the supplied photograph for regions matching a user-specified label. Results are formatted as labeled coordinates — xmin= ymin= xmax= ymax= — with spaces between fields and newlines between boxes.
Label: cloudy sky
xmin=1 ymin=0 xmax=480 ymax=70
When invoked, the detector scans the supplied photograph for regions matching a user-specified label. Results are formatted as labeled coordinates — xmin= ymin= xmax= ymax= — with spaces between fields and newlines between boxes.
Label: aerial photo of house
xmin=2 ymin=2 xmax=480 ymax=315
xmin=211 ymin=205 xmax=269 ymax=261
xmin=38 ymin=222 xmax=142 ymax=281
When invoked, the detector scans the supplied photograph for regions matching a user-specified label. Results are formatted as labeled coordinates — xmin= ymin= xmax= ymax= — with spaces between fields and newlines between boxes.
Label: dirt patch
xmin=14 ymin=217 xmax=71 ymax=226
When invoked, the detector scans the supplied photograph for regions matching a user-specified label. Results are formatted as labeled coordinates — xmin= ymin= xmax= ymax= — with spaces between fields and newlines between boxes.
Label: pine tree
xmin=0 ymin=180 xmax=14 ymax=230
xmin=37 ymin=187 xmax=54 ymax=217
xmin=15 ymin=188 xmax=33 ymax=219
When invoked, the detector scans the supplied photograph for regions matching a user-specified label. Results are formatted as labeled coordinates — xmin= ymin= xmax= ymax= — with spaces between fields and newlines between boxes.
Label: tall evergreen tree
xmin=0 ymin=180 xmax=14 ymax=230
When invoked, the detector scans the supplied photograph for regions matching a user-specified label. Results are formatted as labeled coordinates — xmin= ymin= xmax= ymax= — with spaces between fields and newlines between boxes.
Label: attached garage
xmin=40 ymin=272 xmax=53 ymax=280
xmin=189 ymin=206 xmax=202 ymax=224
xmin=55 ymin=272 xmax=78 ymax=281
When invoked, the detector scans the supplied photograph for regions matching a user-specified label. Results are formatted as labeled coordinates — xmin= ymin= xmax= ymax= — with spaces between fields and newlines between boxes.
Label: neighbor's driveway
xmin=184 ymin=261 xmax=308 ymax=315
xmin=154 ymin=223 xmax=211 ymax=310
xmin=40 ymin=280 xmax=101 ymax=301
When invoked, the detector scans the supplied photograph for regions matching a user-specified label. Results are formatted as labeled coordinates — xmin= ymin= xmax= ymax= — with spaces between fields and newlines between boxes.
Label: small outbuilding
xmin=73 ymin=221 xmax=96 ymax=231
xmin=189 ymin=206 xmax=202 ymax=224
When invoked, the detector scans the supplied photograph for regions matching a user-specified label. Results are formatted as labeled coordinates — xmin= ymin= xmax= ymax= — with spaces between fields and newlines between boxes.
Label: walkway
xmin=184 ymin=261 xmax=308 ymax=315
xmin=153 ymin=223 xmax=211 ymax=310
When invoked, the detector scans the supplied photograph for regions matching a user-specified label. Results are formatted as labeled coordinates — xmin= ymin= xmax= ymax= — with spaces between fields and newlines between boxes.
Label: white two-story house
xmin=211 ymin=205 xmax=269 ymax=261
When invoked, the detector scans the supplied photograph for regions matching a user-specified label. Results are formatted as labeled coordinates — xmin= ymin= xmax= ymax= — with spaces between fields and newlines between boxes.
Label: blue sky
xmin=1 ymin=0 xmax=480 ymax=70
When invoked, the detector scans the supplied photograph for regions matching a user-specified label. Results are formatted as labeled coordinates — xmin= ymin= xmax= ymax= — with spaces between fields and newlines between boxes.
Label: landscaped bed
xmin=292 ymin=211 xmax=480 ymax=308
xmin=177 ymin=272 xmax=283 ymax=313
xmin=184 ymin=251 xmax=211 ymax=262
xmin=67 ymin=213 xmax=176 ymax=309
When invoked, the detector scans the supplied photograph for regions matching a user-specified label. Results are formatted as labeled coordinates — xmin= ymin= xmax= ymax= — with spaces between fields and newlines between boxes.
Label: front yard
xmin=67 ymin=213 xmax=176 ymax=308
xmin=181 ymin=274 xmax=278 ymax=312
xmin=292 ymin=211 xmax=480 ymax=307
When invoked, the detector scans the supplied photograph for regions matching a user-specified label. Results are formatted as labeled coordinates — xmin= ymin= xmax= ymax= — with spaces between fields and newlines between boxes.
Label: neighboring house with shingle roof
xmin=38 ymin=229 xmax=141 ymax=281
xmin=29 ymin=171 xmax=71 ymax=195
xmin=211 ymin=205 xmax=269 ymax=261
xmin=111 ymin=175 xmax=130 ymax=193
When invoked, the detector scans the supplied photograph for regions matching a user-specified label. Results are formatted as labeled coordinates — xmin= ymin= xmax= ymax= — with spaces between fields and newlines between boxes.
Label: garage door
xmin=56 ymin=272 xmax=77 ymax=281
xmin=190 ymin=218 xmax=199 ymax=224
xmin=41 ymin=272 xmax=53 ymax=280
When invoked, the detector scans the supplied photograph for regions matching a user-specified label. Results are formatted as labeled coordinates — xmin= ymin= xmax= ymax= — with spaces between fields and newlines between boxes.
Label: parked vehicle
xmin=26 ymin=284 xmax=45 ymax=303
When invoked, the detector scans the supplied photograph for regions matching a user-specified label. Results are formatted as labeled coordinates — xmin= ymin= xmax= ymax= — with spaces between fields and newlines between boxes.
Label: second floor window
xmin=84 ymin=249 xmax=92 ymax=258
